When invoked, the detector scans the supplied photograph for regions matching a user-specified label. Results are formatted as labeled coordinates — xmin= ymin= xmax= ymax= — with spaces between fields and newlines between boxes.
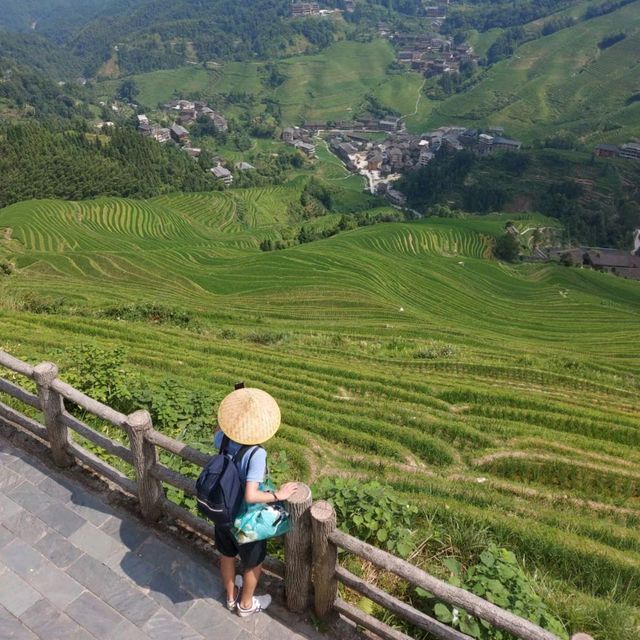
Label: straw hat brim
xmin=217 ymin=387 xmax=281 ymax=445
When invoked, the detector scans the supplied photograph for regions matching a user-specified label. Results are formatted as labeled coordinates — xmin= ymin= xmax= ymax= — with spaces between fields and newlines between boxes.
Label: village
xmin=280 ymin=121 xmax=522 ymax=206
xmin=133 ymin=99 xmax=247 ymax=186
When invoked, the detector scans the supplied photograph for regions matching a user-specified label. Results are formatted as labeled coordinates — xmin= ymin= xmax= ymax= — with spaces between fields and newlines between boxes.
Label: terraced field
xmin=1 ymin=191 xmax=639 ymax=638
xmin=426 ymin=0 xmax=640 ymax=143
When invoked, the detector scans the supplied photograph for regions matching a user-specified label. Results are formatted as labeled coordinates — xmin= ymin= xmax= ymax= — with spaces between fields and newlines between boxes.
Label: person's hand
xmin=276 ymin=482 xmax=299 ymax=501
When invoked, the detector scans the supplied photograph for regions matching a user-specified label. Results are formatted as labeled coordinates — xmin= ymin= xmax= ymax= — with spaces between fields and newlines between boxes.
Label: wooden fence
xmin=0 ymin=351 xmax=593 ymax=640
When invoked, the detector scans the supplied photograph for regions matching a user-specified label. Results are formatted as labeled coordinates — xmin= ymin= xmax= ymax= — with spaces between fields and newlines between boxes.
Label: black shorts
xmin=214 ymin=526 xmax=267 ymax=570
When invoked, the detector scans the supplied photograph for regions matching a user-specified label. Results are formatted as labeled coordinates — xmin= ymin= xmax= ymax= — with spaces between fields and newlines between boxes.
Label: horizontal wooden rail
xmin=334 ymin=598 xmax=414 ymax=640
xmin=0 ymin=378 xmax=40 ymax=409
xmin=0 ymin=400 xmax=48 ymax=440
xmin=61 ymin=413 xmax=134 ymax=464
xmin=145 ymin=429 xmax=209 ymax=467
xmin=151 ymin=463 xmax=197 ymax=496
xmin=335 ymin=565 xmax=472 ymax=640
xmin=330 ymin=530 xmax=558 ymax=640
xmin=69 ymin=442 xmax=138 ymax=495
xmin=51 ymin=378 xmax=127 ymax=428
xmin=0 ymin=351 xmax=34 ymax=378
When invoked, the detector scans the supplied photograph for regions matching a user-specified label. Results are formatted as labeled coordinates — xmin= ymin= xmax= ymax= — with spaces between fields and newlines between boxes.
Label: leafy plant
xmin=426 ymin=544 xmax=568 ymax=639
xmin=314 ymin=477 xmax=418 ymax=557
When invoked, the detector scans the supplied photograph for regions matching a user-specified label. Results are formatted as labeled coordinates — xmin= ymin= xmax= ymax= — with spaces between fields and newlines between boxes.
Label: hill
xmin=1 ymin=191 xmax=639 ymax=639
xmin=423 ymin=0 xmax=640 ymax=144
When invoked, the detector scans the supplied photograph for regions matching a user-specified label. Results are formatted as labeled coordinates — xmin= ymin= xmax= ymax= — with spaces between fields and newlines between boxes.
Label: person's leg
xmin=220 ymin=555 xmax=238 ymax=602
xmin=239 ymin=563 xmax=262 ymax=609
xmin=214 ymin=527 xmax=241 ymax=605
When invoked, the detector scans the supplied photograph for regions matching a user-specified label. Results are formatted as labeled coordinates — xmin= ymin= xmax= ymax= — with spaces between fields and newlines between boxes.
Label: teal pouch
xmin=232 ymin=479 xmax=291 ymax=544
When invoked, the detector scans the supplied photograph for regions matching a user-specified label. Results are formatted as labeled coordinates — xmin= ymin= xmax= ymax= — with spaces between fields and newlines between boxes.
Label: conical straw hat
xmin=217 ymin=388 xmax=281 ymax=445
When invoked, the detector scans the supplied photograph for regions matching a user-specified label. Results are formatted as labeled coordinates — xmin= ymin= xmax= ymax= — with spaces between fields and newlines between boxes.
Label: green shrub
xmin=314 ymin=477 xmax=418 ymax=557
xmin=425 ymin=544 xmax=568 ymax=639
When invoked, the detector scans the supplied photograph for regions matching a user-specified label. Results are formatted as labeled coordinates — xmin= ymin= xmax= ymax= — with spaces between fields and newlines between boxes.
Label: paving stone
xmin=0 ymin=493 xmax=22 ymax=523
xmin=147 ymin=570 xmax=196 ymax=618
xmin=65 ymin=591 xmax=125 ymax=638
xmin=69 ymin=522 xmax=125 ymax=562
xmin=2 ymin=509 xmax=48 ymax=544
xmin=0 ymin=538 xmax=48 ymax=579
xmin=6 ymin=456 xmax=51 ymax=485
xmin=36 ymin=502 xmax=86 ymax=537
xmin=170 ymin=559 xmax=225 ymax=601
xmin=37 ymin=474 xmax=77 ymax=502
xmin=6 ymin=482 xmax=60 ymax=516
xmin=0 ymin=604 xmax=38 ymax=640
xmin=100 ymin=515 xmax=150 ymax=551
xmin=67 ymin=490 xmax=114 ymax=526
xmin=0 ymin=440 xmax=24 ymax=463
xmin=0 ymin=567 xmax=43 ymax=617
xmin=182 ymin=600 xmax=243 ymax=640
xmin=105 ymin=618 xmax=153 ymax=640
xmin=138 ymin=535 xmax=193 ymax=571
xmin=0 ymin=466 xmax=24 ymax=493
xmin=106 ymin=549 xmax=157 ymax=587
xmin=235 ymin=605 xmax=275 ymax=637
xmin=28 ymin=564 xmax=85 ymax=609
xmin=143 ymin=609 xmax=204 ymax=640
xmin=34 ymin=530 xmax=83 ymax=569
xmin=103 ymin=579 xmax=159 ymax=626
xmin=0 ymin=525 xmax=15 ymax=549
xmin=20 ymin=597 xmax=94 ymax=640
xmin=67 ymin=553 xmax=126 ymax=601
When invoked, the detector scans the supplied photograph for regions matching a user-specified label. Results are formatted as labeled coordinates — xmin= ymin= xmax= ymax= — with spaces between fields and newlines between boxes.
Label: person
xmin=213 ymin=386 xmax=298 ymax=617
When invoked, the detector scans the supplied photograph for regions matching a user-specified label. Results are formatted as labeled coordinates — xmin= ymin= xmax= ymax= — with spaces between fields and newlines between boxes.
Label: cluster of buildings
xmin=302 ymin=116 xmax=404 ymax=133
xmin=322 ymin=124 xmax=521 ymax=205
xmin=162 ymin=99 xmax=228 ymax=133
xmin=543 ymin=230 xmax=640 ymax=280
xmin=290 ymin=1 xmax=345 ymax=17
xmin=282 ymin=127 xmax=317 ymax=157
xmin=134 ymin=100 xmax=251 ymax=187
xmin=377 ymin=26 xmax=477 ymax=76
xmin=594 ymin=142 xmax=640 ymax=161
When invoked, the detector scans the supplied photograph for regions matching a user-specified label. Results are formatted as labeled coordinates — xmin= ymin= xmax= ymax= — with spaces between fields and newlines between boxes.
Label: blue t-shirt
xmin=213 ymin=431 xmax=267 ymax=484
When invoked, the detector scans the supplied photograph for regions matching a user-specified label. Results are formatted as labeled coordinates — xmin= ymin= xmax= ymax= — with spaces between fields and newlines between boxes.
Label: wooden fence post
xmin=33 ymin=362 xmax=74 ymax=468
xmin=126 ymin=410 xmax=164 ymax=521
xmin=284 ymin=483 xmax=313 ymax=613
xmin=311 ymin=500 xmax=338 ymax=618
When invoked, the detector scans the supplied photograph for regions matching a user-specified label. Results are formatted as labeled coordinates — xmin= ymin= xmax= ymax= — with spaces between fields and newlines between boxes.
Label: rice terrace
xmin=1 ymin=182 xmax=639 ymax=638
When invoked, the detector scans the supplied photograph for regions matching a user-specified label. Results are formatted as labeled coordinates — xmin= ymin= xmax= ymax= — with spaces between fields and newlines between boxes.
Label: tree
xmin=494 ymin=233 xmax=520 ymax=262
xmin=117 ymin=79 xmax=139 ymax=103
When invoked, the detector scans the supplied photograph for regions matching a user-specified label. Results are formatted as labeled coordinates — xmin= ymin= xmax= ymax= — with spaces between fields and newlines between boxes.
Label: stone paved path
xmin=0 ymin=435 xmax=326 ymax=640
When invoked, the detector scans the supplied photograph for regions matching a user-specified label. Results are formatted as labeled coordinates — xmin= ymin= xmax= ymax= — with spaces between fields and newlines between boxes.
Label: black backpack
xmin=195 ymin=434 xmax=260 ymax=528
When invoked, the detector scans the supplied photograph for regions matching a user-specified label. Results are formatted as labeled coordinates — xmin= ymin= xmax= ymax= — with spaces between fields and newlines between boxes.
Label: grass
xmin=0 ymin=189 xmax=639 ymax=637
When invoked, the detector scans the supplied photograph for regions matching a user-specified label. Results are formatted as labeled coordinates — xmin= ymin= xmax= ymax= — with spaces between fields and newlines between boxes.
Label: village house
xmin=183 ymin=147 xmax=202 ymax=159
xmin=619 ymin=142 xmax=640 ymax=161
xmin=594 ymin=144 xmax=619 ymax=158
xmin=151 ymin=128 xmax=171 ymax=144
xmin=170 ymin=123 xmax=190 ymax=144
xmin=211 ymin=165 xmax=233 ymax=186
xmin=492 ymin=136 xmax=522 ymax=152
xmin=291 ymin=1 xmax=320 ymax=17
xmin=367 ymin=153 xmax=384 ymax=171
xmin=234 ymin=161 xmax=255 ymax=171
xmin=295 ymin=141 xmax=316 ymax=157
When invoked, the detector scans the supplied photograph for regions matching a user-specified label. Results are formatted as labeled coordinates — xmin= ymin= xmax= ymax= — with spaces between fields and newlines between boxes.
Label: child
xmin=213 ymin=386 xmax=298 ymax=616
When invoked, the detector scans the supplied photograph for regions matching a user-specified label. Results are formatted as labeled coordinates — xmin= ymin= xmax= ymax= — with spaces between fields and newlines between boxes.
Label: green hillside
xmin=426 ymin=0 xmax=640 ymax=143
xmin=1 ymin=190 xmax=640 ymax=639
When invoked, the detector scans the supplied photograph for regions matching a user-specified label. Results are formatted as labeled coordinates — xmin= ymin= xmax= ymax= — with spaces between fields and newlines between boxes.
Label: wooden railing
xmin=0 ymin=351 xmax=593 ymax=640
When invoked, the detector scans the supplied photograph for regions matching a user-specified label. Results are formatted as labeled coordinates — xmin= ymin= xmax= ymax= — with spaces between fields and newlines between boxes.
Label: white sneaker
xmin=237 ymin=594 xmax=272 ymax=617
xmin=226 ymin=575 xmax=243 ymax=611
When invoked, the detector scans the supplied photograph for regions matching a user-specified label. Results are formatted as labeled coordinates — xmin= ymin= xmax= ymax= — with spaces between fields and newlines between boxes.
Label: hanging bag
xmin=232 ymin=477 xmax=291 ymax=544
